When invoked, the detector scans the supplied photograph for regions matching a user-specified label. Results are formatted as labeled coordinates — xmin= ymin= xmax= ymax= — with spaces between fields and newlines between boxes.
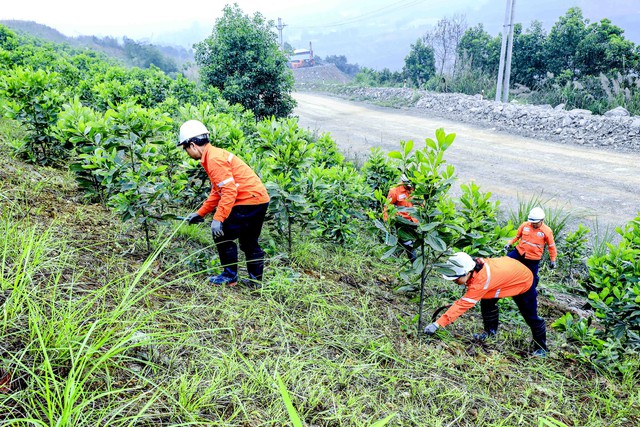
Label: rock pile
xmin=291 ymin=64 xmax=353 ymax=85
xmin=310 ymin=86 xmax=640 ymax=151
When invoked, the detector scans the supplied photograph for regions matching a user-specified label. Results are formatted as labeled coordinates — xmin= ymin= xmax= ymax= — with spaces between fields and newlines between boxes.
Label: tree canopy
xmin=403 ymin=38 xmax=436 ymax=87
xmin=194 ymin=4 xmax=295 ymax=119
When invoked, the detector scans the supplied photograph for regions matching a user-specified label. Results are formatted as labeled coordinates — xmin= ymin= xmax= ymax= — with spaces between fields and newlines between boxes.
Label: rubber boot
xmin=208 ymin=267 xmax=238 ymax=286
xmin=480 ymin=299 xmax=500 ymax=334
xmin=530 ymin=321 xmax=548 ymax=354
xmin=245 ymin=246 xmax=264 ymax=288
xmin=473 ymin=329 xmax=497 ymax=341
xmin=241 ymin=274 xmax=262 ymax=289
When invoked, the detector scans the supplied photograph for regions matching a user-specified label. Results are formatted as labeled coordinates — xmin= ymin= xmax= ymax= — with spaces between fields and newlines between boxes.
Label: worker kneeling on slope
xmin=178 ymin=120 xmax=270 ymax=288
xmin=384 ymin=174 xmax=418 ymax=263
xmin=423 ymin=252 xmax=548 ymax=357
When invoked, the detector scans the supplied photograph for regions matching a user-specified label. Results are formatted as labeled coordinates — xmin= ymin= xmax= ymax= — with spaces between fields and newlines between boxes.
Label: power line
xmin=287 ymin=0 xmax=427 ymax=30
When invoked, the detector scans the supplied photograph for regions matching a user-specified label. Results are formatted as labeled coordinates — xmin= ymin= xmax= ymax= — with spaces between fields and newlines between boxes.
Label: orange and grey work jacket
xmin=508 ymin=222 xmax=557 ymax=261
xmin=435 ymin=257 xmax=534 ymax=327
xmin=196 ymin=144 xmax=270 ymax=222
xmin=384 ymin=184 xmax=418 ymax=223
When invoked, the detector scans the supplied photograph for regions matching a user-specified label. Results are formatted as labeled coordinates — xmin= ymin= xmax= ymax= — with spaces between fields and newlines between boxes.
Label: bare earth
xmin=293 ymin=91 xmax=640 ymax=230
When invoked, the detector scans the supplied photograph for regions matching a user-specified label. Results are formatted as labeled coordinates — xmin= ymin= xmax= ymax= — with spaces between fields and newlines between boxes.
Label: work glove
xmin=186 ymin=212 xmax=204 ymax=225
xmin=423 ymin=322 xmax=439 ymax=336
xmin=549 ymin=261 xmax=556 ymax=269
xmin=504 ymin=244 xmax=512 ymax=253
xmin=211 ymin=219 xmax=224 ymax=238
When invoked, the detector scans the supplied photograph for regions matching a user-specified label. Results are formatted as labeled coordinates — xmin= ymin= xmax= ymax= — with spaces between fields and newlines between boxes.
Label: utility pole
xmin=276 ymin=18 xmax=287 ymax=51
xmin=495 ymin=0 xmax=516 ymax=102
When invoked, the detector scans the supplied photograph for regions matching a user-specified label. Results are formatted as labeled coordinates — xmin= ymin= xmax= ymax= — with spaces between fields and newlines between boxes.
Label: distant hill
xmin=0 ymin=20 xmax=194 ymax=72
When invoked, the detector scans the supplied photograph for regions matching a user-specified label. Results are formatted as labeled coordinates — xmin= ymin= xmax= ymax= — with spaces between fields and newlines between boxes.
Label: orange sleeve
xmin=197 ymin=154 xmax=238 ymax=221
xmin=436 ymin=284 xmax=486 ymax=327
xmin=546 ymin=227 xmax=557 ymax=261
xmin=508 ymin=223 xmax=524 ymax=245
xmin=383 ymin=188 xmax=397 ymax=222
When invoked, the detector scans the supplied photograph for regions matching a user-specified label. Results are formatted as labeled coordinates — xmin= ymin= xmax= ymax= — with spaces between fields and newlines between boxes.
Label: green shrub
xmin=585 ymin=215 xmax=640 ymax=351
xmin=0 ymin=66 xmax=67 ymax=164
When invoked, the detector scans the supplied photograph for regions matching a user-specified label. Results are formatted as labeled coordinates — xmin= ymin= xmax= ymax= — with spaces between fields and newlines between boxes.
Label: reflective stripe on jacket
xmin=384 ymin=185 xmax=418 ymax=223
xmin=196 ymin=145 xmax=270 ymax=222
xmin=508 ymin=222 xmax=557 ymax=261
xmin=435 ymin=257 xmax=534 ymax=327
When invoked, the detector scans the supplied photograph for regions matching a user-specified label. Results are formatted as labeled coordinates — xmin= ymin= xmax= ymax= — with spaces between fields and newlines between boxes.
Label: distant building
xmin=288 ymin=43 xmax=315 ymax=69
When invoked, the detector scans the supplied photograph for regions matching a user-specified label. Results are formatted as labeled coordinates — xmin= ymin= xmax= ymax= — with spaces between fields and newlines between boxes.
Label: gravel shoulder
xmin=293 ymin=91 xmax=640 ymax=230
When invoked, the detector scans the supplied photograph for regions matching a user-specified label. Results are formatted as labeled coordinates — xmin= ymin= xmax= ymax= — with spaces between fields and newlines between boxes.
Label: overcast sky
xmin=2 ymin=0 xmax=638 ymax=70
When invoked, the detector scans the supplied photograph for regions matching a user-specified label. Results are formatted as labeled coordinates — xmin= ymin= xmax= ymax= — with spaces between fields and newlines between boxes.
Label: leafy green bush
xmin=559 ymin=224 xmax=590 ymax=284
xmin=585 ymin=215 xmax=640 ymax=351
xmin=453 ymin=182 xmax=514 ymax=257
xmin=306 ymin=165 xmax=368 ymax=245
xmin=360 ymin=147 xmax=398 ymax=212
xmin=0 ymin=66 xmax=66 ymax=164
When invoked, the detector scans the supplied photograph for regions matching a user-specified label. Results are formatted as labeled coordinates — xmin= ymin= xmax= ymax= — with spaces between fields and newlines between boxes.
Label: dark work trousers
xmin=507 ymin=248 xmax=541 ymax=289
xmin=214 ymin=202 xmax=269 ymax=282
xmin=394 ymin=222 xmax=417 ymax=264
xmin=480 ymin=283 xmax=547 ymax=351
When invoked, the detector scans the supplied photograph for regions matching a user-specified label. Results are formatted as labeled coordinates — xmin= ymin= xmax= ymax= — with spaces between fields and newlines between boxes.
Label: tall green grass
xmin=507 ymin=193 xmax=572 ymax=242
xmin=1 ymin=203 xmax=638 ymax=426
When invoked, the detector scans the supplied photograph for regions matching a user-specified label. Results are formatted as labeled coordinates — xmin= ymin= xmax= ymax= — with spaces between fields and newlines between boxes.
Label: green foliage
xmin=379 ymin=133 xmax=456 ymax=329
xmin=324 ymin=54 xmax=360 ymax=76
xmin=552 ymin=312 xmax=597 ymax=344
xmin=403 ymin=38 xmax=436 ymax=87
xmin=265 ymin=174 xmax=308 ymax=254
xmin=353 ymin=67 xmax=405 ymax=88
xmin=585 ymin=215 xmax=640 ymax=351
xmin=456 ymin=23 xmax=501 ymax=75
xmin=306 ymin=165 xmax=368 ymax=244
xmin=0 ymin=24 xmax=19 ymax=52
xmin=256 ymin=118 xmax=315 ymax=252
xmin=56 ymin=100 xmax=177 ymax=252
xmin=453 ymin=182 xmax=513 ymax=257
xmin=552 ymin=313 xmax=637 ymax=376
xmin=123 ymin=37 xmax=178 ymax=74
xmin=449 ymin=7 xmax=640 ymax=114
xmin=0 ymin=66 xmax=66 ymax=164
xmin=312 ymin=132 xmax=344 ymax=167
xmin=194 ymin=4 xmax=295 ymax=119
xmin=443 ymin=54 xmax=496 ymax=96
xmin=255 ymin=118 xmax=354 ymax=247
xmin=512 ymin=21 xmax=548 ymax=88
xmin=361 ymin=147 xmax=398 ymax=211
xmin=559 ymin=224 xmax=590 ymax=284
xmin=545 ymin=7 xmax=589 ymax=78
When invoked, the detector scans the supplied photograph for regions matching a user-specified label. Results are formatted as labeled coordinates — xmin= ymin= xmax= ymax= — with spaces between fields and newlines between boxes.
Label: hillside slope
xmin=0 ymin=20 xmax=193 ymax=67
xmin=0 ymin=117 xmax=638 ymax=425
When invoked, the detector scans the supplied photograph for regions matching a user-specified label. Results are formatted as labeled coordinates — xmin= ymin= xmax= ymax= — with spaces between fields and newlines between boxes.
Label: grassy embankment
xmin=0 ymin=118 xmax=638 ymax=426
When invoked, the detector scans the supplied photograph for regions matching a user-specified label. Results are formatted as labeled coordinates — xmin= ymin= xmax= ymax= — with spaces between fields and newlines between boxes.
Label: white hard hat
xmin=400 ymin=174 xmax=413 ymax=187
xmin=528 ymin=207 xmax=545 ymax=223
xmin=442 ymin=252 xmax=476 ymax=280
xmin=178 ymin=120 xmax=209 ymax=146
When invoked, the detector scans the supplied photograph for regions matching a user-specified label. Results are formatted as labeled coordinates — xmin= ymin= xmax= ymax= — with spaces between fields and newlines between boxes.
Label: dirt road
xmin=293 ymin=92 xmax=640 ymax=231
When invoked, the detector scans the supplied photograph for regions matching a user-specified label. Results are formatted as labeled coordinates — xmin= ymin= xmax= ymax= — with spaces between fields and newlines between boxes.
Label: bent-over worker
xmin=384 ymin=174 xmax=418 ymax=263
xmin=423 ymin=252 xmax=548 ymax=357
xmin=178 ymin=120 xmax=270 ymax=287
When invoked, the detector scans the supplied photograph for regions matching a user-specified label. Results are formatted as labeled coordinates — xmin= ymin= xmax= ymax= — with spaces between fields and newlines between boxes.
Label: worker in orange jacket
xmin=384 ymin=174 xmax=418 ymax=263
xmin=423 ymin=252 xmax=548 ymax=356
xmin=179 ymin=120 xmax=270 ymax=287
xmin=505 ymin=207 xmax=557 ymax=289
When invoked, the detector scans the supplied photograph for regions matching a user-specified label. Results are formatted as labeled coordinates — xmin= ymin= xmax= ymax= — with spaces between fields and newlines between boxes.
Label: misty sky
xmin=2 ymin=0 xmax=639 ymax=70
